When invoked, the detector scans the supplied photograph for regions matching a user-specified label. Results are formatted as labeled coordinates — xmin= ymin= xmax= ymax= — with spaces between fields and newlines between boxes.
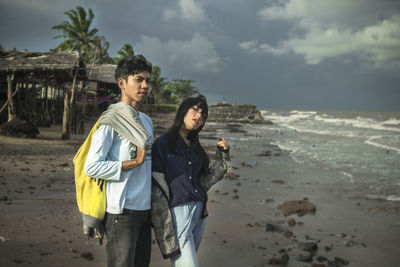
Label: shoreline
xmin=1 ymin=114 xmax=399 ymax=267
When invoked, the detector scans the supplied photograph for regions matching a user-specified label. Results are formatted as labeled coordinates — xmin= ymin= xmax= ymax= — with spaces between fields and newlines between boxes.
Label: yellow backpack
xmin=73 ymin=118 xmax=106 ymax=221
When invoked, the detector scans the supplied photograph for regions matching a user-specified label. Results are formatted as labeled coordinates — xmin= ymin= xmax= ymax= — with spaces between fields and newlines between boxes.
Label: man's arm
xmin=84 ymin=125 xmax=123 ymax=181
xmin=122 ymin=146 xmax=148 ymax=170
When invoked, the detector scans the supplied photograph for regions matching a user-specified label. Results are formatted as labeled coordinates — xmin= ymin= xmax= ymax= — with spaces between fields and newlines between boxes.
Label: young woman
xmin=151 ymin=95 xmax=230 ymax=267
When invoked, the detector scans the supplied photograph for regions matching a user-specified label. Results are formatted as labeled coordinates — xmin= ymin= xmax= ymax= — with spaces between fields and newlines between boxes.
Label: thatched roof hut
xmin=0 ymin=51 xmax=85 ymax=82
xmin=87 ymin=64 xmax=116 ymax=84
xmin=0 ymin=51 xmax=86 ymax=126
xmin=85 ymin=64 xmax=118 ymax=100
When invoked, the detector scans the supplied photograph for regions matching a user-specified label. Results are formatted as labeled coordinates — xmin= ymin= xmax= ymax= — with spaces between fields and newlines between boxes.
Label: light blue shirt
xmin=85 ymin=111 xmax=153 ymax=214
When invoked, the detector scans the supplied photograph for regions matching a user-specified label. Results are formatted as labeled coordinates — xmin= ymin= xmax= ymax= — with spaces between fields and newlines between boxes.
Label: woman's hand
xmin=217 ymin=137 xmax=229 ymax=151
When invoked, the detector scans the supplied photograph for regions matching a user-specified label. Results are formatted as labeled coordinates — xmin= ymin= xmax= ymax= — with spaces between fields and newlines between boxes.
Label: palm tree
xmin=113 ymin=44 xmax=134 ymax=64
xmin=52 ymin=6 xmax=98 ymax=62
xmin=90 ymin=35 xmax=113 ymax=64
xmin=52 ymin=6 xmax=98 ymax=139
xmin=167 ymin=79 xmax=199 ymax=104
xmin=149 ymin=65 xmax=168 ymax=104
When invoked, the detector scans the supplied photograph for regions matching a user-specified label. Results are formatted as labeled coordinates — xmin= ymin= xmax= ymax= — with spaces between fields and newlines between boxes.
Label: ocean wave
xmin=261 ymin=110 xmax=317 ymax=124
xmin=314 ymin=115 xmax=400 ymax=133
xmin=365 ymin=136 xmax=400 ymax=153
xmin=290 ymin=110 xmax=317 ymax=115
xmin=364 ymin=194 xmax=400 ymax=202
xmin=261 ymin=110 xmax=400 ymax=133
xmin=270 ymin=141 xmax=306 ymax=164
xmin=382 ymin=117 xmax=400 ymax=127
xmin=341 ymin=171 xmax=355 ymax=184
xmin=261 ymin=109 xmax=400 ymax=154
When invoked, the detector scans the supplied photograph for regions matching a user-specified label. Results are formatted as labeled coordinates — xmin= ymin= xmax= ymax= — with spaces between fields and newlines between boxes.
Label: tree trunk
xmin=25 ymin=82 xmax=31 ymax=121
xmin=7 ymin=73 xmax=16 ymax=122
xmin=17 ymin=82 xmax=22 ymax=117
xmin=44 ymin=83 xmax=50 ymax=126
xmin=61 ymin=64 xmax=79 ymax=139
xmin=80 ymin=84 xmax=87 ymax=134
xmin=56 ymin=83 xmax=63 ymax=124
xmin=70 ymin=69 xmax=79 ymax=134
xmin=61 ymin=86 xmax=70 ymax=140
xmin=32 ymin=83 xmax=37 ymax=124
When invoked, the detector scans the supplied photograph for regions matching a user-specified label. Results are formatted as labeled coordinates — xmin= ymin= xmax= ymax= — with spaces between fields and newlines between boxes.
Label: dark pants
xmin=104 ymin=209 xmax=151 ymax=267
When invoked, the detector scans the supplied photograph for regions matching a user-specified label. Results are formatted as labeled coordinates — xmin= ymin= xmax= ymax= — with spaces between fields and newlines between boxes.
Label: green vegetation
xmin=52 ymin=6 xmax=201 ymax=105
xmin=165 ymin=79 xmax=199 ymax=104
xmin=51 ymin=6 xmax=98 ymax=63
xmin=113 ymin=44 xmax=135 ymax=64
xmin=91 ymin=35 xmax=113 ymax=64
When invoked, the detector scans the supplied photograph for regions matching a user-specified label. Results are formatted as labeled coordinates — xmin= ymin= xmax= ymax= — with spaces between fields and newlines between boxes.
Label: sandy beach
xmin=1 ymin=112 xmax=400 ymax=267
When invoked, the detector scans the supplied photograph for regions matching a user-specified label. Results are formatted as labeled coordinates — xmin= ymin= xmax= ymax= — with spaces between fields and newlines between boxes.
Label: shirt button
xmin=189 ymin=176 xmax=192 ymax=179
xmin=188 ymin=161 xmax=191 ymax=165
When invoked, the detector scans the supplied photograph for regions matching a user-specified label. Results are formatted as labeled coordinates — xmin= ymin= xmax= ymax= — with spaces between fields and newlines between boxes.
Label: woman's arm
xmin=200 ymin=147 xmax=230 ymax=192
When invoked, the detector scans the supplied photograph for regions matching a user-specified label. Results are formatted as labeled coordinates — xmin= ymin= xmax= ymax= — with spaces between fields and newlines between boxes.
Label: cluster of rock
xmin=207 ymin=103 xmax=272 ymax=124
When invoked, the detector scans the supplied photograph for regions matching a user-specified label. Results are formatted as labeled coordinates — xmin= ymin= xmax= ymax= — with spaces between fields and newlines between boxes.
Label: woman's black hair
xmin=166 ymin=94 xmax=210 ymax=175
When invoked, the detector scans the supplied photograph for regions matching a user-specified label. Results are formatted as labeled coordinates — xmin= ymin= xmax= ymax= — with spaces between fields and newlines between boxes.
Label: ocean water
xmin=210 ymin=110 xmax=400 ymax=201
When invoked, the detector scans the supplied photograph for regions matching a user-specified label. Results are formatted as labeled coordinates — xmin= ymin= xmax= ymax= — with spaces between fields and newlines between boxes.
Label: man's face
xmin=119 ymin=71 xmax=151 ymax=105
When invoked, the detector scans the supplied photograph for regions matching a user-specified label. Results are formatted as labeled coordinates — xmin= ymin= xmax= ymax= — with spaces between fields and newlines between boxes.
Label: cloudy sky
xmin=1 ymin=0 xmax=400 ymax=110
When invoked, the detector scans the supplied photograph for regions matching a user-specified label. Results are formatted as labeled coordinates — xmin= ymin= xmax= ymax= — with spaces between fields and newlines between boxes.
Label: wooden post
xmin=32 ymin=82 xmax=37 ymax=124
xmin=7 ymin=72 xmax=16 ymax=122
xmin=44 ymin=83 xmax=50 ymax=126
xmin=61 ymin=86 xmax=70 ymax=139
xmin=25 ymin=82 xmax=31 ymax=121
xmin=17 ymin=82 xmax=22 ymax=116
xmin=71 ymin=68 xmax=79 ymax=134
xmin=80 ymin=83 xmax=87 ymax=134
xmin=61 ymin=61 xmax=79 ymax=139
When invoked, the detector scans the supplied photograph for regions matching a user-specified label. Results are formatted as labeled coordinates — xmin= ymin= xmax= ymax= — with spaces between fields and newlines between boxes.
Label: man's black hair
xmin=114 ymin=55 xmax=152 ymax=82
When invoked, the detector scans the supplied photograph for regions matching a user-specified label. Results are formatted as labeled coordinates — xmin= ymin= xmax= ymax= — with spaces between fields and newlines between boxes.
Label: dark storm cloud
xmin=1 ymin=0 xmax=399 ymax=110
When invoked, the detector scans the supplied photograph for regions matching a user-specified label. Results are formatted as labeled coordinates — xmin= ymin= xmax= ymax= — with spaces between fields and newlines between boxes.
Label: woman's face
xmin=182 ymin=105 xmax=206 ymax=131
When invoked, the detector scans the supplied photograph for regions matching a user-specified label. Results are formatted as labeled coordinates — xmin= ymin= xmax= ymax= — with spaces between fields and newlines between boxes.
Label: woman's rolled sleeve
xmin=152 ymin=138 xmax=166 ymax=173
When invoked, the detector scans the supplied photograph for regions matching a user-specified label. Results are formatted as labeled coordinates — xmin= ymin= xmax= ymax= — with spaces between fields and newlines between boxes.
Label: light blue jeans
xmin=170 ymin=201 xmax=206 ymax=267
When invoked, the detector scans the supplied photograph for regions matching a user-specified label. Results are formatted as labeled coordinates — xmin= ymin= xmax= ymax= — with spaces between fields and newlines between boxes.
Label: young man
xmin=85 ymin=55 xmax=153 ymax=267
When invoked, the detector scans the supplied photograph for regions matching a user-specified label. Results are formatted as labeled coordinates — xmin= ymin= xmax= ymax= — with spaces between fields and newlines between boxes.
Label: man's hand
xmin=83 ymin=224 xmax=104 ymax=246
xmin=135 ymin=146 xmax=147 ymax=165
xmin=122 ymin=146 xmax=149 ymax=170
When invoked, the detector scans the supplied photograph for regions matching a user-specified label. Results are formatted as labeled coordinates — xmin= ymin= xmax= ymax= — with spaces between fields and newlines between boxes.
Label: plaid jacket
xmin=151 ymin=148 xmax=230 ymax=259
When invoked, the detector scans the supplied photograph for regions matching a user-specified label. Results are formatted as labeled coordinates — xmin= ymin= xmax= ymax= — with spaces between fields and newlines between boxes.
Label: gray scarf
xmin=99 ymin=102 xmax=150 ymax=148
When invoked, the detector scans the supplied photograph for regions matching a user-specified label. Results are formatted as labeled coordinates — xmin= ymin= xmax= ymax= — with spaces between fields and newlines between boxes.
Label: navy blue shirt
xmin=152 ymin=134 xmax=207 ymax=207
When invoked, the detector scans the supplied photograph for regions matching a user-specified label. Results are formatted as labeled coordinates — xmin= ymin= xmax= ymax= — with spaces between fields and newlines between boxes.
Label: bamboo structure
xmin=0 ymin=51 xmax=85 ymax=139
xmin=0 ymin=52 xmax=121 ymax=139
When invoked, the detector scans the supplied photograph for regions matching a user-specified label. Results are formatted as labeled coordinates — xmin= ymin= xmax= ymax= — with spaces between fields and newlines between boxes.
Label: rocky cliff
xmin=207 ymin=103 xmax=272 ymax=124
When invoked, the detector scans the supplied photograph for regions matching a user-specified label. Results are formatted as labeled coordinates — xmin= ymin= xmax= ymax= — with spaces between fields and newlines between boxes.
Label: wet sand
xmin=1 ymin=115 xmax=400 ymax=267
